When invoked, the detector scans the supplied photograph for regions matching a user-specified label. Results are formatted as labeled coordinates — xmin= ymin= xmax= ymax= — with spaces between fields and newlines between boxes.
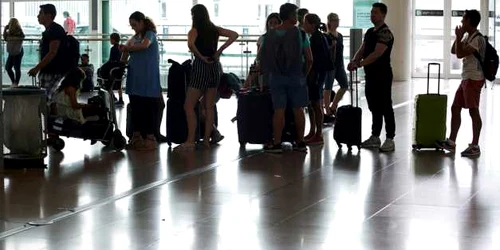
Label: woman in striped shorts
xmin=175 ymin=4 xmax=238 ymax=151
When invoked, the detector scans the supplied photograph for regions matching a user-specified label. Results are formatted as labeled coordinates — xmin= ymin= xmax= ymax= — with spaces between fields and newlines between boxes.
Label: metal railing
xmin=1 ymin=34 xmax=353 ymax=88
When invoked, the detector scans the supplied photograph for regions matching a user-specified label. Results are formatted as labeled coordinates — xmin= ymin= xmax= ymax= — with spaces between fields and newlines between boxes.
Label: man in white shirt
xmin=437 ymin=9 xmax=485 ymax=157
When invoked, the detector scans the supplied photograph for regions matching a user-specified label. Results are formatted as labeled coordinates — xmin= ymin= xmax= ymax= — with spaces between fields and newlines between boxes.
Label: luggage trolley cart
xmin=3 ymin=87 xmax=48 ymax=168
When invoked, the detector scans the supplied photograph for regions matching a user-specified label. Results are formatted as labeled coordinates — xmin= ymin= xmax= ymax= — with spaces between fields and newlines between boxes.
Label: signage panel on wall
xmin=353 ymin=0 xmax=378 ymax=28
xmin=414 ymin=10 xmax=444 ymax=16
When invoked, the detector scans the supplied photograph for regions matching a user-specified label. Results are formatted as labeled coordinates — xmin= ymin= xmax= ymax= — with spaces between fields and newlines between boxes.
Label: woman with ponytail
xmin=120 ymin=11 xmax=161 ymax=151
xmin=303 ymin=13 xmax=334 ymax=145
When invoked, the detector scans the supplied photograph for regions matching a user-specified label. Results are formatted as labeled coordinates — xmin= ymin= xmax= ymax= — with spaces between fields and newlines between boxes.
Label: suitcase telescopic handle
xmin=427 ymin=63 xmax=441 ymax=95
xmin=350 ymin=69 xmax=358 ymax=107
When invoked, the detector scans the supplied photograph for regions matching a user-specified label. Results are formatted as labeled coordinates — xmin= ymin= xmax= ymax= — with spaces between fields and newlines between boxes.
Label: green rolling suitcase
xmin=412 ymin=63 xmax=447 ymax=150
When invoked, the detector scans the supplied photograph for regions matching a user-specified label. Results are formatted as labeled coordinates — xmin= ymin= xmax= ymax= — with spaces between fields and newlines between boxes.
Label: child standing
xmin=109 ymin=33 xmax=124 ymax=106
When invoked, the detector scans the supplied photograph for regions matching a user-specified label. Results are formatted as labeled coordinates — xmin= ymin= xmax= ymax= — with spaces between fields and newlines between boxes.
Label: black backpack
xmin=63 ymin=35 xmax=80 ymax=72
xmin=472 ymin=33 xmax=499 ymax=82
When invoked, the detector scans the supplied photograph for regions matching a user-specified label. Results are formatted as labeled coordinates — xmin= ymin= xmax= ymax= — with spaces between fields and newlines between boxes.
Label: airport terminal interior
xmin=2 ymin=0 xmax=500 ymax=249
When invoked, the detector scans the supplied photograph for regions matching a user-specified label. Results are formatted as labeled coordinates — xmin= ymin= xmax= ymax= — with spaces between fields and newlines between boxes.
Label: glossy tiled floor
xmin=1 ymin=79 xmax=500 ymax=250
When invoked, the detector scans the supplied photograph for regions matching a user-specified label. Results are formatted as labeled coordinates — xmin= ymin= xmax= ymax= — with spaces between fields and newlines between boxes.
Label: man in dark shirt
xmin=348 ymin=2 xmax=395 ymax=152
xmin=28 ymin=4 xmax=67 ymax=99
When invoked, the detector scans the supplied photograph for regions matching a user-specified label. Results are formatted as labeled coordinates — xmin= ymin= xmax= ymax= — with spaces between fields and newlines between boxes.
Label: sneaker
xmin=293 ymin=141 xmax=308 ymax=152
xmin=264 ymin=144 xmax=283 ymax=154
xmin=361 ymin=136 xmax=381 ymax=149
xmin=461 ymin=144 xmax=481 ymax=158
xmin=379 ymin=138 xmax=395 ymax=152
xmin=435 ymin=138 xmax=456 ymax=153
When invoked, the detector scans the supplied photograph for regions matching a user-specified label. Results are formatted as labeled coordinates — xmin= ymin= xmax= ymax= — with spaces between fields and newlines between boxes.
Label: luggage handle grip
xmin=427 ymin=62 xmax=441 ymax=95
xmin=349 ymin=69 xmax=358 ymax=107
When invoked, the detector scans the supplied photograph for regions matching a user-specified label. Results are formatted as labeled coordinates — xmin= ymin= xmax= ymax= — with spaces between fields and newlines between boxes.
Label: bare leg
xmin=273 ymin=109 xmax=286 ymax=144
xmin=177 ymin=88 xmax=203 ymax=150
xmin=449 ymin=106 xmax=462 ymax=142
xmin=203 ymin=88 xmax=218 ymax=147
xmin=469 ymin=108 xmax=482 ymax=145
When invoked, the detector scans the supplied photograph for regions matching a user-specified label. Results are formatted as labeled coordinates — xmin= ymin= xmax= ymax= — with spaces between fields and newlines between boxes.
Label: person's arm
xmin=455 ymin=35 xmax=478 ymax=59
xmin=28 ymin=39 xmax=61 ymax=76
xmin=3 ymin=28 xmax=8 ymax=41
xmin=301 ymin=33 xmax=313 ymax=76
xmin=351 ymin=42 xmax=365 ymax=63
xmin=64 ymin=19 xmax=69 ymax=33
xmin=66 ymin=87 xmax=87 ymax=109
xmin=120 ymin=39 xmax=133 ymax=63
xmin=304 ymin=47 xmax=313 ymax=77
xmin=357 ymin=29 xmax=392 ymax=67
xmin=358 ymin=43 xmax=388 ymax=67
xmin=451 ymin=40 xmax=457 ymax=54
xmin=214 ymin=26 xmax=239 ymax=60
xmin=124 ymin=32 xmax=153 ymax=52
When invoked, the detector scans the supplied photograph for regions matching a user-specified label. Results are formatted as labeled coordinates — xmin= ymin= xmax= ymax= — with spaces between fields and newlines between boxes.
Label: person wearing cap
xmin=28 ymin=4 xmax=67 ymax=99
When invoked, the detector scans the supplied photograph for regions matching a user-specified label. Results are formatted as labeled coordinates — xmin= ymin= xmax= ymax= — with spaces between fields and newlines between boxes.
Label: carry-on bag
xmin=236 ymin=90 xmax=274 ymax=147
xmin=333 ymin=69 xmax=362 ymax=150
xmin=412 ymin=63 xmax=447 ymax=150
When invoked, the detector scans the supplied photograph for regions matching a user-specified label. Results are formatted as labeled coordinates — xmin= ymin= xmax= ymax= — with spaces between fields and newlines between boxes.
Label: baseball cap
xmin=40 ymin=4 xmax=57 ymax=18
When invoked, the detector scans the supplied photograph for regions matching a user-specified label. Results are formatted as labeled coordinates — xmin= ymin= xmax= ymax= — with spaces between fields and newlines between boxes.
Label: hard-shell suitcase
xmin=333 ymin=70 xmax=362 ymax=150
xmin=412 ymin=63 xmax=447 ymax=150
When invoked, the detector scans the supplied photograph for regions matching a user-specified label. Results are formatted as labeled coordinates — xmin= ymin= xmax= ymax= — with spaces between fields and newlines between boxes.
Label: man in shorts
xmin=436 ymin=9 xmax=485 ymax=158
xmin=258 ymin=3 xmax=313 ymax=153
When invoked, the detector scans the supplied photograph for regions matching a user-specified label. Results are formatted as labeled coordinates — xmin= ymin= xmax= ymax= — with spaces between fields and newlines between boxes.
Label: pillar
xmin=102 ymin=0 xmax=110 ymax=64
xmin=381 ymin=0 xmax=412 ymax=81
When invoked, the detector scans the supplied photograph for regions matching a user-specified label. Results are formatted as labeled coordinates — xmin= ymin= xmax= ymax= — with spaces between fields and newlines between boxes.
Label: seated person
xmin=79 ymin=54 xmax=95 ymax=92
xmin=50 ymin=68 xmax=101 ymax=124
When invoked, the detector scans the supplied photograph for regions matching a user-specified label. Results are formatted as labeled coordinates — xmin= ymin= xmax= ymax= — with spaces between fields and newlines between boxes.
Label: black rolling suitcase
xmin=333 ymin=70 xmax=362 ymax=150
xmin=236 ymin=91 xmax=274 ymax=147
xmin=164 ymin=59 xmax=201 ymax=146
xmin=166 ymin=99 xmax=201 ymax=146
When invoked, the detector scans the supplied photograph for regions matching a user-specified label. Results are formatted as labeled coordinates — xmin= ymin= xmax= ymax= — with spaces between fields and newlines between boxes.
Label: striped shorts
xmin=188 ymin=58 xmax=222 ymax=91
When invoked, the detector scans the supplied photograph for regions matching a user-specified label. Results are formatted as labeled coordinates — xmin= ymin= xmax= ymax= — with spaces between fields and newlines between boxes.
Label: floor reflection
xmin=1 ymin=80 xmax=500 ymax=249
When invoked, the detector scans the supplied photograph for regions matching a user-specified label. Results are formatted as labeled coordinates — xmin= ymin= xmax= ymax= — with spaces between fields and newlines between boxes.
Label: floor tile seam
xmin=363 ymin=168 xmax=448 ymax=222
xmin=269 ymin=198 xmax=330 ymax=227
xmin=260 ymin=158 xmax=408 ymax=228
xmin=0 ymin=152 xmax=264 ymax=241
xmin=458 ymin=190 xmax=482 ymax=210
xmin=251 ymin=152 xmax=407 ymax=200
